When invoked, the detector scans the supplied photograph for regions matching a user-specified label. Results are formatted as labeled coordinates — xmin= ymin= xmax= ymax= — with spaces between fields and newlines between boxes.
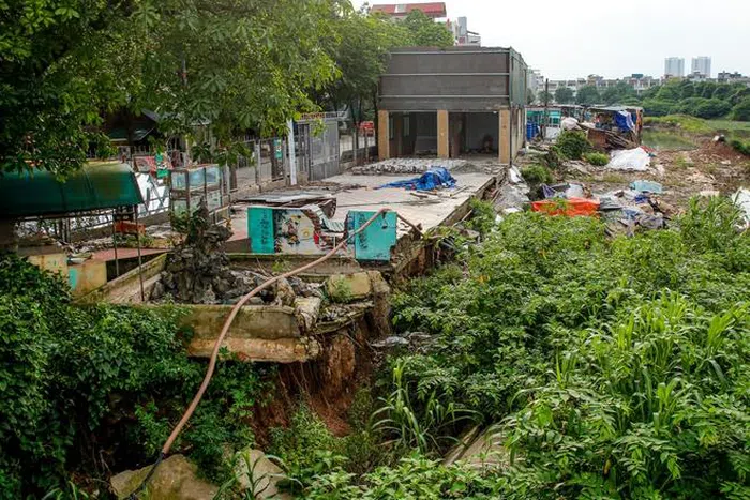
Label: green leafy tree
xmin=601 ymin=81 xmax=637 ymax=105
xmin=131 ymin=0 xmax=340 ymax=143
xmin=0 ymin=0 xmax=137 ymax=175
xmin=694 ymin=98 xmax=732 ymax=119
xmin=325 ymin=9 xmax=410 ymax=118
xmin=554 ymin=87 xmax=574 ymax=104
xmin=538 ymin=90 xmax=554 ymax=104
xmin=643 ymin=99 xmax=675 ymax=117
xmin=402 ymin=10 xmax=454 ymax=47
xmin=732 ymin=97 xmax=750 ymax=121
xmin=576 ymin=85 xmax=600 ymax=105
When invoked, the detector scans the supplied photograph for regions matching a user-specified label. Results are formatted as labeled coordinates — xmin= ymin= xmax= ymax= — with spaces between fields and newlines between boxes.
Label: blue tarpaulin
xmin=378 ymin=167 xmax=456 ymax=192
xmin=615 ymin=111 xmax=635 ymax=133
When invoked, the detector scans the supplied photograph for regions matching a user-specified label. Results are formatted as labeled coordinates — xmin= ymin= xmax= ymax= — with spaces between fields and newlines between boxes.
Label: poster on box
xmin=273 ymin=209 xmax=324 ymax=255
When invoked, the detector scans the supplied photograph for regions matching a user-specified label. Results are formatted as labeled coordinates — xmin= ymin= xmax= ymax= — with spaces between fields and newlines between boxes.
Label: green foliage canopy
xmin=554 ymin=87 xmax=574 ymax=104
xmin=576 ymin=85 xmax=601 ymax=105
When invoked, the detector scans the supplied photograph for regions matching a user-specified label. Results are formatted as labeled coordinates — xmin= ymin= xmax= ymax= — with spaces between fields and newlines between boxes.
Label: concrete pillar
xmin=393 ymin=113 xmax=403 ymax=157
xmin=499 ymin=109 xmax=510 ymax=164
xmin=377 ymin=110 xmax=390 ymax=160
xmin=437 ymin=109 xmax=449 ymax=158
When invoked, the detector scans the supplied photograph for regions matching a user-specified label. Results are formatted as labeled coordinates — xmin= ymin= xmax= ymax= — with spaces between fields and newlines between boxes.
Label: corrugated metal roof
xmin=0 ymin=162 xmax=143 ymax=217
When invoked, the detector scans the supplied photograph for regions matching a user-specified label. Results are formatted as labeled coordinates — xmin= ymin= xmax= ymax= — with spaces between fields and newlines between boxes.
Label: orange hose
xmin=161 ymin=208 xmax=399 ymax=454
xmin=129 ymin=209 xmax=419 ymax=498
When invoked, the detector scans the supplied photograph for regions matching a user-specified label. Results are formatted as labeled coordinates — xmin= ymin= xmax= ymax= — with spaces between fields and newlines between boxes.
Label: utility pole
xmin=543 ymin=78 xmax=549 ymax=141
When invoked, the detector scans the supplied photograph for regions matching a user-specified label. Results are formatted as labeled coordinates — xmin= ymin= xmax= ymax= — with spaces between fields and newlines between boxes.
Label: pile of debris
xmin=529 ymin=176 xmax=673 ymax=233
xmin=155 ymin=204 xmax=240 ymax=303
xmin=350 ymin=158 xmax=469 ymax=176
xmin=153 ymin=202 xmax=322 ymax=304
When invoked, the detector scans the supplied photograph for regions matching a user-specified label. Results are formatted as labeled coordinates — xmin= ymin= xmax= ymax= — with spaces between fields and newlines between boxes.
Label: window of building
xmin=395 ymin=4 xmax=407 ymax=13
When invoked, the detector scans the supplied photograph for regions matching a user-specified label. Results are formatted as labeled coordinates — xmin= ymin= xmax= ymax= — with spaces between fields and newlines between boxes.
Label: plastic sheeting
xmin=378 ymin=167 xmax=456 ymax=192
xmin=531 ymin=198 xmax=600 ymax=217
xmin=734 ymin=188 xmax=750 ymax=225
xmin=630 ymin=180 xmax=663 ymax=194
xmin=607 ymin=148 xmax=651 ymax=171
xmin=561 ymin=117 xmax=581 ymax=131
xmin=615 ymin=111 xmax=635 ymax=133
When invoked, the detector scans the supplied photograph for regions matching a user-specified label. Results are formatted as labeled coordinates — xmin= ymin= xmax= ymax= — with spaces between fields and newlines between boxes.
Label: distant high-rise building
xmin=691 ymin=57 xmax=711 ymax=78
xmin=664 ymin=57 xmax=685 ymax=78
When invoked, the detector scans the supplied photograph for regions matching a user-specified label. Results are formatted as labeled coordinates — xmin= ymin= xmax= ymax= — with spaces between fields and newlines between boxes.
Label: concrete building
xmin=718 ymin=71 xmax=750 ymax=86
xmin=664 ymin=57 xmax=685 ymax=78
xmin=377 ymin=47 xmax=528 ymax=164
xmin=447 ymin=17 xmax=481 ymax=46
xmin=691 ymin=57 xmax=711 ymax=78
xmin=528 ymin=70 xmax=545 ymax=100
xmin=370 ymin=2 xmax=447 ymax=19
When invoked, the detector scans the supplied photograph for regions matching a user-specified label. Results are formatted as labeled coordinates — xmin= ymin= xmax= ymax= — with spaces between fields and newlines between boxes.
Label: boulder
xmin=233 ymin=448 xmax=291 ymax=499
xmin=110 ymin=455 xmax=218 ymax=500
xmin=326 ymin=272 xmax=373 ymax=302
xmin=295 ymin=297 xmax=322 ymax=333
xmin=443 ymin=426 xmax=511 ymax=469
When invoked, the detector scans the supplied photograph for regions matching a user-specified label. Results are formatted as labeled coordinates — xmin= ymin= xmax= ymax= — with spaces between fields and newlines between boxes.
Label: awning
xmin=0 ymin=162 xmax=143 ymax=218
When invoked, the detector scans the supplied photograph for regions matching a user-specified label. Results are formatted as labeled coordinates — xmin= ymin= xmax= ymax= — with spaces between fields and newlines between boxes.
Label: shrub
xmin=643 ymin=99 xmax=675 ymax=117
xmin=732 ymin=97 xmax=750 ymax=121
xmin=583 ymin=152 xmax=609 ymax=166
xmin=694 ymin=98 xmax=732 ymax=119
xmin=384 ymin=200 xmax=750 ymax=498
xmin=731 ymin=138 xmax=750 ymax=156
xmin=554 ymin=131 xmax=590 ymax=160
xmin=521 ymin=164 xmax=553 ymax=184
xmin=0 ymin=255 xmax=268 ymax=495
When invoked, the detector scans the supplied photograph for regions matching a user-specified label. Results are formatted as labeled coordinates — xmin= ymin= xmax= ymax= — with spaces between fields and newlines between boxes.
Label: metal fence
xmin=17 ymin=172 xmax=170 ymax=242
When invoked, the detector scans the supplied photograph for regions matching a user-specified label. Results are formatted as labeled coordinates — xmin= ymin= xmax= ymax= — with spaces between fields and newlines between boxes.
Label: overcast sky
xmin=355 ymin=0 xmax=750 ymax=79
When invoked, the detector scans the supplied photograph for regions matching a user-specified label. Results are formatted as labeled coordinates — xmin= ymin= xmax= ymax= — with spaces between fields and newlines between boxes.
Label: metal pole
xmin=135 ymin=207 xmax=145 ymax=302
xmin=112 ymin=209 xmax=120 ymax=277
xmin=543 ymin=78 xmax=550 ymax=140
xmin=509 ymin=57 xmax=513 ymax=168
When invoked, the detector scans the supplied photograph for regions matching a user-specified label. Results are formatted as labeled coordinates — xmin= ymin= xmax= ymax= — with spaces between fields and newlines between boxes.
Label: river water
xmin=642 ymin=130 xmax=696 ymax=151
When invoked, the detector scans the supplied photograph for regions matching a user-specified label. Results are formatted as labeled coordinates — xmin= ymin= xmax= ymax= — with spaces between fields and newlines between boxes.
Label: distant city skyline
xmin=352 ymin=0 xmax=750 ymax=79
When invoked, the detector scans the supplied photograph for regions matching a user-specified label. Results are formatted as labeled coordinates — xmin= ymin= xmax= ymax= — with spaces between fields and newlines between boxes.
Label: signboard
xmin=273 ymin=139 xmax=283 ymax=160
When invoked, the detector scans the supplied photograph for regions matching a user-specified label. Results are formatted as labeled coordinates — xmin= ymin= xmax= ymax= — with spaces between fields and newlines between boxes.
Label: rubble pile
xmin=155 ymin=207 xmax=238 ymax=303
xmin=350 ymin=158 xmax=469 ymax=175
xmin=152 ymin=203 xmax=323 ymax=304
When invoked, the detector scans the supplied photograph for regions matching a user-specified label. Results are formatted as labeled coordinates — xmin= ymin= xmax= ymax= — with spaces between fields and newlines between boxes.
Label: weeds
xmin=554 ymin=131 xmax=590 ymax=160
xmin=521 ymin=164 xmax=553 ymax=185
xmin=584 ymin=151 xmax=609 ymax=166
xmin=674 ymin=153 xmax=694 ymax=169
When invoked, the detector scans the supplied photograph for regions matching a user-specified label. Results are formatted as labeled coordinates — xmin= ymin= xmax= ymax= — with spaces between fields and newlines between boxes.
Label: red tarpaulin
xmin=531 ymin=198 xmax=600 ymax=217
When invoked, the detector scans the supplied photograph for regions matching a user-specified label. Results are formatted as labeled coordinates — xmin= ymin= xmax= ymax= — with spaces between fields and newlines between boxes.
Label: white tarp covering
xmin=561 ymin=118 xmax=581 ymax=131
xmin=733 ymin=188 xmax=750 ymax=225
xmin=607 ymin=148 xmax=651 ymax=171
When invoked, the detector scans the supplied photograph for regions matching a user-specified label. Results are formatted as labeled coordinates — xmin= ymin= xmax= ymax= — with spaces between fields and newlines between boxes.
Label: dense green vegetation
xmin=642 ymin=80 xmax=750 ymax=121
xmin=0 ymin=1 xmax=454 ymax=175
xmin=0 ymin=256 xmax=270 ymax=497
xmin=272 ymin=198 xmax=750 ymax=499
